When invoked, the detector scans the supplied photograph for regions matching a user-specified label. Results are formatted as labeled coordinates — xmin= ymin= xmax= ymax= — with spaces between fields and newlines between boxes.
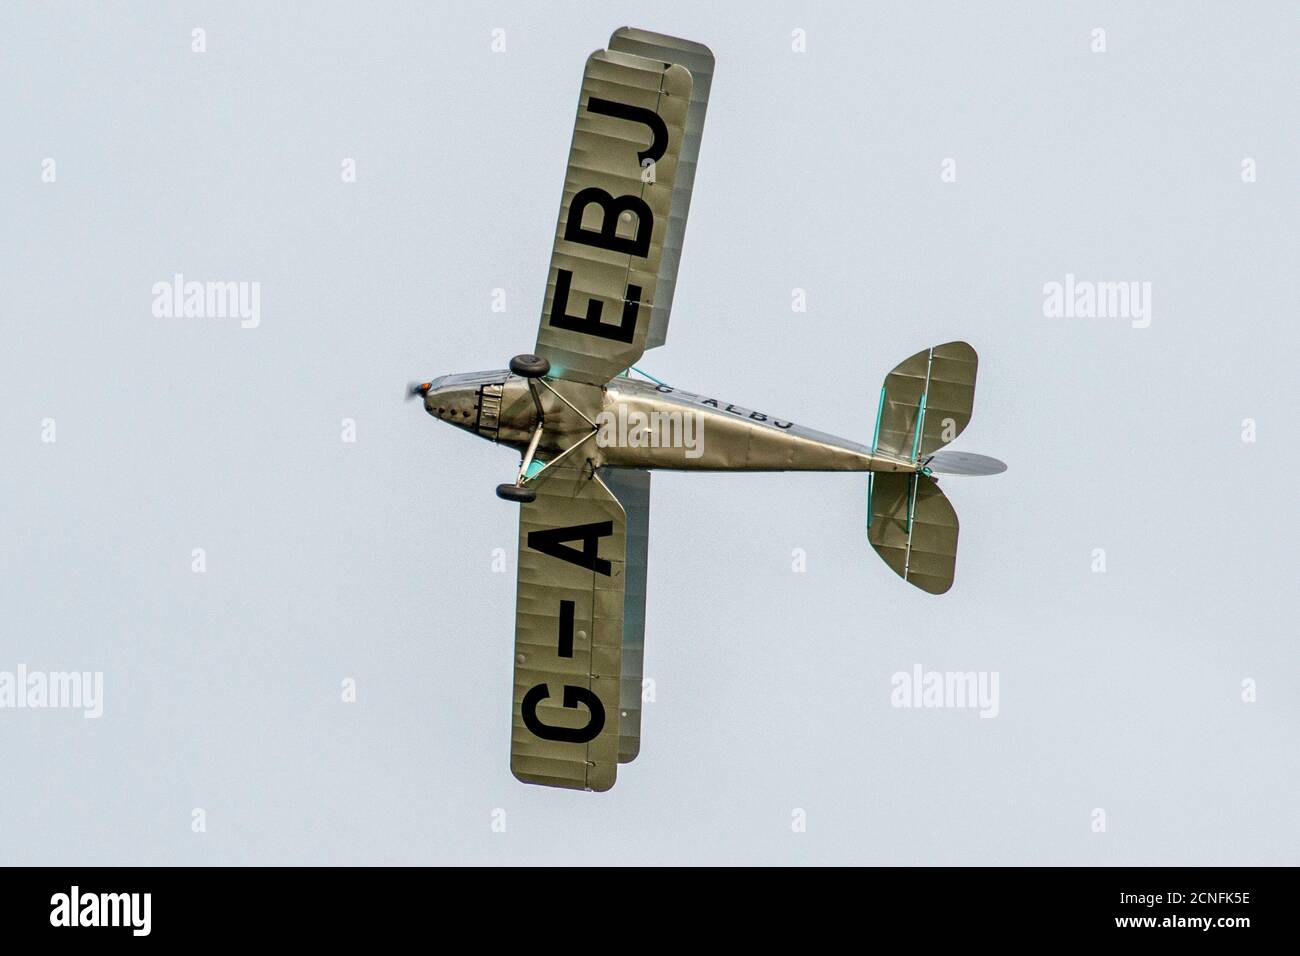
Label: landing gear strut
xmin=495 ymin=354 xmax=601 ymax=503
xmin=497 ymin=355 xmax=550 ymax=503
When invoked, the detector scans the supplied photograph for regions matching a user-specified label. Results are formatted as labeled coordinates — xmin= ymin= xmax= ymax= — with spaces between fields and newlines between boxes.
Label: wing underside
xmin=511 ymin=462 xmax=626 ymax=791
xmin=599 ymin=468 xmax=650 ymax=763
xmin=509 ymin=30 xmax=706 ymax=790
xmin=534 ymin=36 xmax=703 ymax=385
xmin=607 ymin=28 xmax=714 ymax=351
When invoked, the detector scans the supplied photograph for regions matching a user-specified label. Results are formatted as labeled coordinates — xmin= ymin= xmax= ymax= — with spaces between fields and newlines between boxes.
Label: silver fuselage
xmin=423 ymin=370 xmax=915 ymax=475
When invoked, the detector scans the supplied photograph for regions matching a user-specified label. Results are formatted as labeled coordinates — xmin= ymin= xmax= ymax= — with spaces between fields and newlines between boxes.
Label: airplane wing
xmin=607 ymin=29 xmax=715 ymax=351
xmin=533 ymin=41 xmax=697 ymax=385
xmin=511 ymin=461 xmax=627 ymax=790
xmin=599 ymin=468 xmax=650 ymax=763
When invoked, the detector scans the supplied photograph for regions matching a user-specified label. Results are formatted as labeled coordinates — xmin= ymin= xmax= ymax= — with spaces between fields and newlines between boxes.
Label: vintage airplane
xmin=409 ymin=28 xmax=1005 ymax=792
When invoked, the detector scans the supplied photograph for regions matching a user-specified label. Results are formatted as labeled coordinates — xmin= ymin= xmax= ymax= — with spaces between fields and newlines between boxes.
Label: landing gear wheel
xmin=496 ymin=483 xmax=537 ymax=503
xmin=509 ymin=354 xmax=550 ymax=378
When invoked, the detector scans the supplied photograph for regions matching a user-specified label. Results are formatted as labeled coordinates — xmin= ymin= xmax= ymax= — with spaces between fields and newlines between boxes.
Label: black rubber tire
xmin=496 ymin=482 xmax=537 ymax=503
xmin=509 ymin=354 xmax=550 ymax=378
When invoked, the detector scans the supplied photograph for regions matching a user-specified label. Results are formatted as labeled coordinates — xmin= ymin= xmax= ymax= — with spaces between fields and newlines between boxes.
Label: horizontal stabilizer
xmin=874 ymin=342 xmax=978 ymax=461
xmin=868 ymin=472 xmax=959 ymax=594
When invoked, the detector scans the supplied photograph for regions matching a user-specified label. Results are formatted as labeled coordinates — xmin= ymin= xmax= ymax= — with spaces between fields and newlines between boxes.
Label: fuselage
xmin=422 ymin=370 xmax=915 ymax=474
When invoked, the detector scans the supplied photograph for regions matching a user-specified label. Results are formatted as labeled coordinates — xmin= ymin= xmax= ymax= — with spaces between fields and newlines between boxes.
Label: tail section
xmin=925 ymin=449 xmax=1007 ymax=476
xmin=872 ymin=341 xmax=978 ymax=461
xmin=867 ymin=341 xmax=1001 ymax=595
xmin=868 ymin=473 xmax=958 ymax=594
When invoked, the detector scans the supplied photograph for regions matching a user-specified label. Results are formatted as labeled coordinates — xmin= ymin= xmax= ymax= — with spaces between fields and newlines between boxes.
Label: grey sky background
xmin=2 ymin=1 xmax=1297 ymax=865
